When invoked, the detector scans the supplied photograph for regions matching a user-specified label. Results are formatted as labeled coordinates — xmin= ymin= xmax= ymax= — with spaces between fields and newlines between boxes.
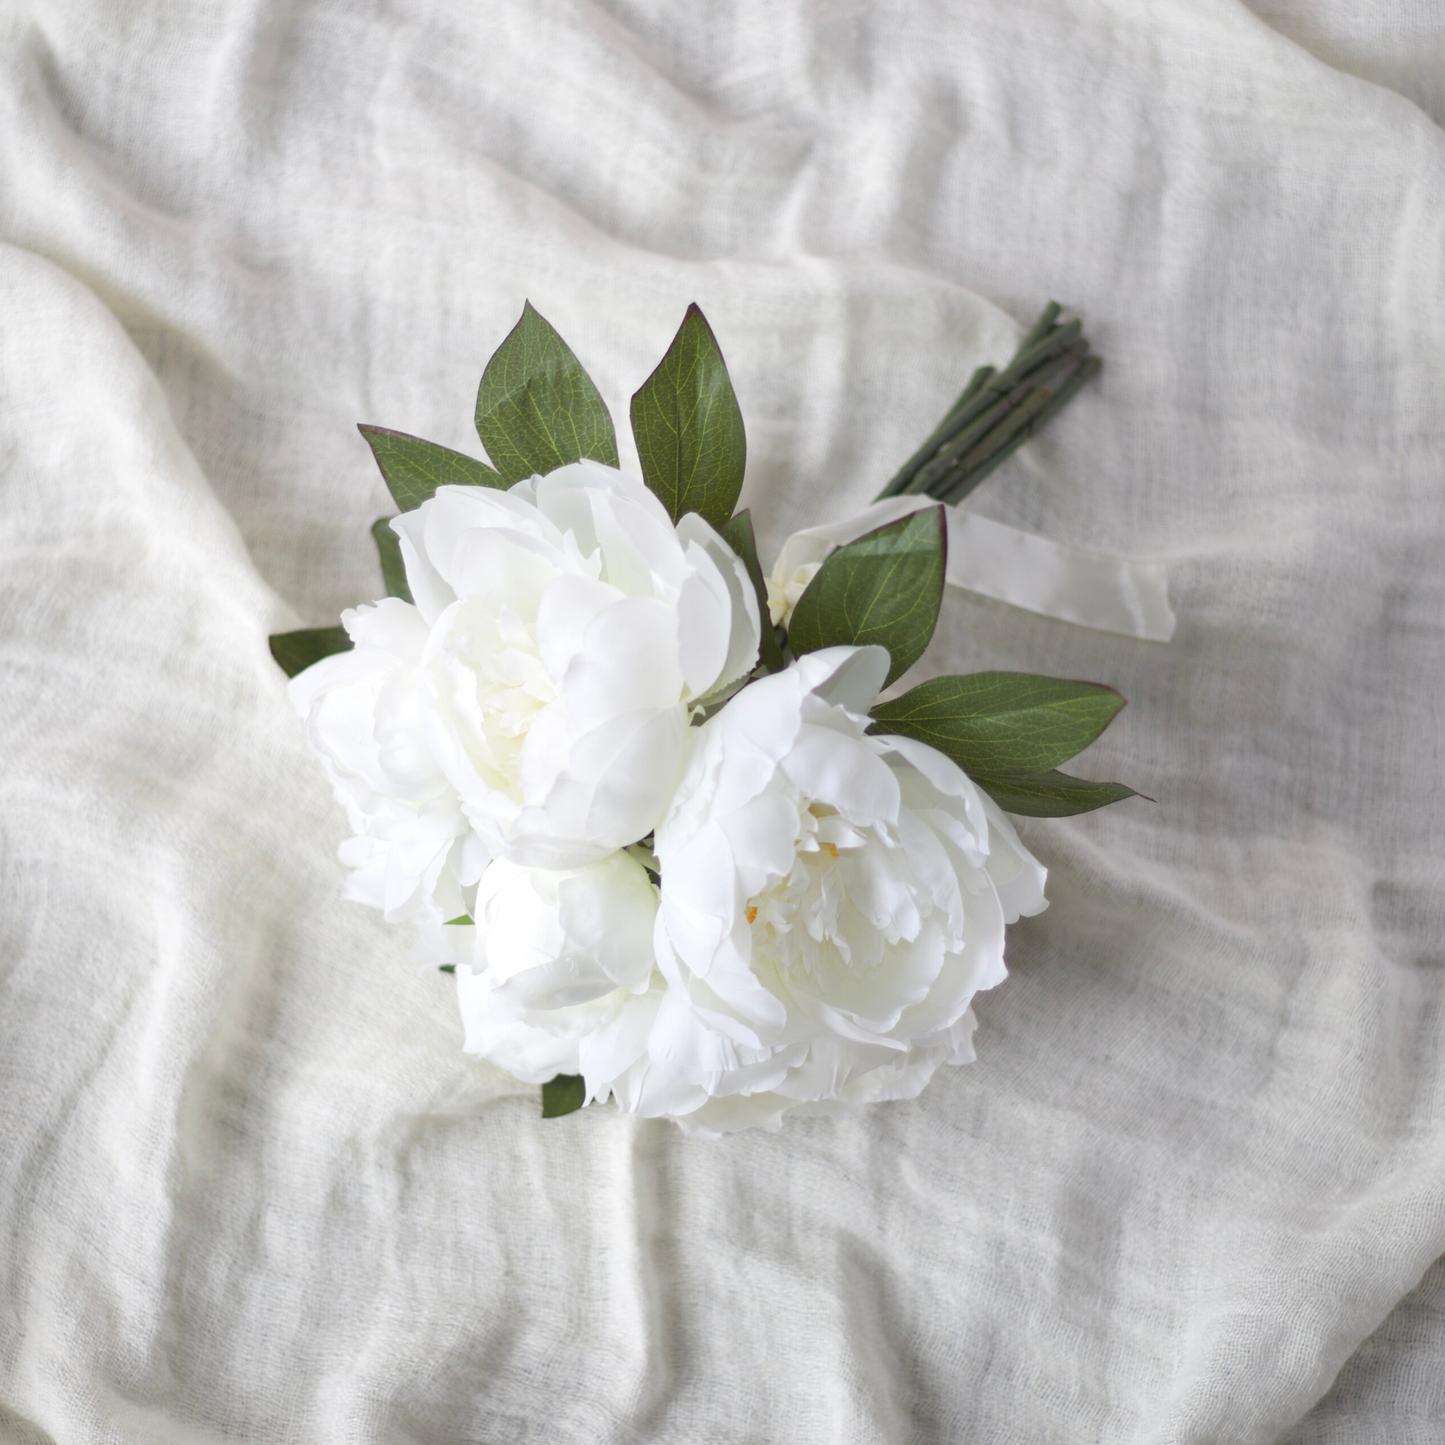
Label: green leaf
xmin=475 ymin=301 xmax=618 ymax=482
xmin=438 ymin=963 xmax=456 ymax=974
xmin=268 ymin=626 xmax=352 ymax=679
xmin=867 ymin=670 xmax=1138 ymax=816
xmin=444 ymin=914 xmax=474 ymax=926
xmin=541 ymin=1073 xmax=586 ymax=1118
xmin=630 ymin=303 xmax=746 ymax=529
xmin=868 ymin=672 xmax=1125 ymax=776
xmin=719 ymin=509 xmax=786 ymax=675
xmin=967 ymin=770 xmax=1138 ymax=818
xmin=787 ymin=507 xmax=946 ymax=687
xmin=370 ymin=517 xmax=414 ymax=603
xmin=358 ymin=425 xmax=503 ymax=511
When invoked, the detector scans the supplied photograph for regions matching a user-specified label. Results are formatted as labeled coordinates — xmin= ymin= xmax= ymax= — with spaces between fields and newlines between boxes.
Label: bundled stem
xmin=875 ymin=303 xmax=1101 ymax=505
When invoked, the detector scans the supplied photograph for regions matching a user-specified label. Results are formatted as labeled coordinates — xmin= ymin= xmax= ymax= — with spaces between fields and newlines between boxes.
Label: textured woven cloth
xmin=2 ymin=2 xmax=1443 ymax=1440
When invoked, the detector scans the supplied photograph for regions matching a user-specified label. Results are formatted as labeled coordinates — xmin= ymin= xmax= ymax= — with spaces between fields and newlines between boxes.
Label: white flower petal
xmin=675 ymin=559 xmax=733 ymax=700
xmin=555 ymin=851 xmax=659 ymax=991
xmin=562 ymin=595 xmax=685 ymax=719
xmin=978 ymin=795 xmax=1050 ymax=923
xmin=390 ymin=513 xmax=457 ymax=626
xmin=803 ymin=643 xmax=890 ymax=716
xmin=676 ymin=513 xmax=761 ymax=697
xmin=781 ymin=724 xmax=900 ymax=828
xmin=456 ymin=965 xmax=579 ymax=1083
xmin=535 ymin=572 xmax=625 ymax=682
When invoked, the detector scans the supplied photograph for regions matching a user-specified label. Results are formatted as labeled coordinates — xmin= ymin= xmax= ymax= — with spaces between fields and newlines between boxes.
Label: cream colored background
xmin=1 ymin=2 xmax=1442 ymax=1440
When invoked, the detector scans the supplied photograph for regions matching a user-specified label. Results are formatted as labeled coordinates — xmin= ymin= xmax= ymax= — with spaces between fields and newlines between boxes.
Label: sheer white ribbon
xmin=768 ymin=495 xmax=1175 ymax=643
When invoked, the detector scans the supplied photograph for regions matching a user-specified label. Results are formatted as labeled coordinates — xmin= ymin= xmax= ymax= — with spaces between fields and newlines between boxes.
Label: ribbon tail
xmin=768 ymin=496 xmax=1175 ymax=643
xmin=942 ymin=510 xmax=1175 ymax=642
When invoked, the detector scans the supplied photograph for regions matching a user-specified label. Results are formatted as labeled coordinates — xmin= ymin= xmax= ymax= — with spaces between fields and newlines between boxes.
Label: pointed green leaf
xmin=630 ymin=303 xmax=746 ymax=529
xmin=787 ymin=507 xmax=946 ymax=687
xmin=720 ymin=509 xmax=786 ymax=675
xmin=370 ymin=517 xmax=414 ymax=603
xmin=868 ymin=672 xmax=1125 ymax=775
xmin=358 ymin=425 xmax=503 ymax=511
xmin=438 ymin=963 xmax=457 ymax=974
xmin=475 ymin=302 xmax=618 ymax=481
xmin=541 ymin=1073 xmax=586 ymax=1118
xmin=968 ymin=770 xmax=1139 ymax=817
xmin=268 ymin=626 xmax=352 ymax=679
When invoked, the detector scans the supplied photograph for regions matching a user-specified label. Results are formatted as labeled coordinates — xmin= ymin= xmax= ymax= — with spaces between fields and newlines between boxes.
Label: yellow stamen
xmin=822 ymin=842 xmax=838 ymax=858
xmin=746 ymin=905 xmax=758 ymax=924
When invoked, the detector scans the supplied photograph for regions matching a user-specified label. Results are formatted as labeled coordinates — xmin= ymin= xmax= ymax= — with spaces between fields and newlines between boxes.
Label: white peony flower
xmin=394 ymin=462 xmax=759 ymax=870
xmin=642 ymin=645 xmax=1048 ymax=1135
xmin=765 ymin=559 xmax=822 ymax=629
xmin=289 ymin=461 xmax=762 ymax=915
xmin=287 ymin=597 xmax=483 ymax=923
xmin=447 ymin=851 xmax=667 ymax=1098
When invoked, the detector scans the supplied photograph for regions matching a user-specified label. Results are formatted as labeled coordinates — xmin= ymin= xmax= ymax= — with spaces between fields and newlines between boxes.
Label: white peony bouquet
xmin=273 ymin=302 xmax=1141 ymax=1134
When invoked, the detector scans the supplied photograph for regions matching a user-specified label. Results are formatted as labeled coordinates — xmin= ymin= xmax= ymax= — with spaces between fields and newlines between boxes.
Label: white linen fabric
xmin=1 ymin=1 xmax=1443 ymax=1440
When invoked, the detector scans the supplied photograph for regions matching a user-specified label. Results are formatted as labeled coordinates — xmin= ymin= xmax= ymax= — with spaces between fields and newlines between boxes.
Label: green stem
xmin=890 ymin=328 xmax=1084 ymax=499
xmin=876 ymin=364 xmax=996 ymax=499
xmin=1005 ymin=335 xmax=1090 ymax=398
xmin=1015 ymin=299 xmax=1062 ymax=353
xmin=903 ymin=380 xmax=1035 ymax=495
xmin=935 ymin=355 xmax=1102 ymax=505
xmin=954 ymin=383 xmax=1057 ymax=473
xmin=991 ymin=316 xmax=1083 ymax=391
xmin=927 ymin=385 xmax=1056 ymax=502
xmin=947 ymin=364 xmax=995 ymax=418
xmin=904 ymin=336 xmax=1087 ymax=496
xmin=873 ymin=302 xmax=1102 ymax=506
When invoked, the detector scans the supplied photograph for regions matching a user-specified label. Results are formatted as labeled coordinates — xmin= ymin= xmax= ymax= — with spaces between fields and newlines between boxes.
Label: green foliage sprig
xmin=787 ymin=508 xmax=946 ymax=688
xmin=541 ymin=1073 xmax=586 ymax=1118
xmin=475 ymin=302 xmax=619 ymax=480
xmin=359 ymin=426 xmax=504 ymax=509
xmin=269 ymin=625 xmax=351 ymax=678
xmin=631 ymin=303 xmax=747 ymax=531
xmin=867 ymin=673 xmax=1138 ymax=816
